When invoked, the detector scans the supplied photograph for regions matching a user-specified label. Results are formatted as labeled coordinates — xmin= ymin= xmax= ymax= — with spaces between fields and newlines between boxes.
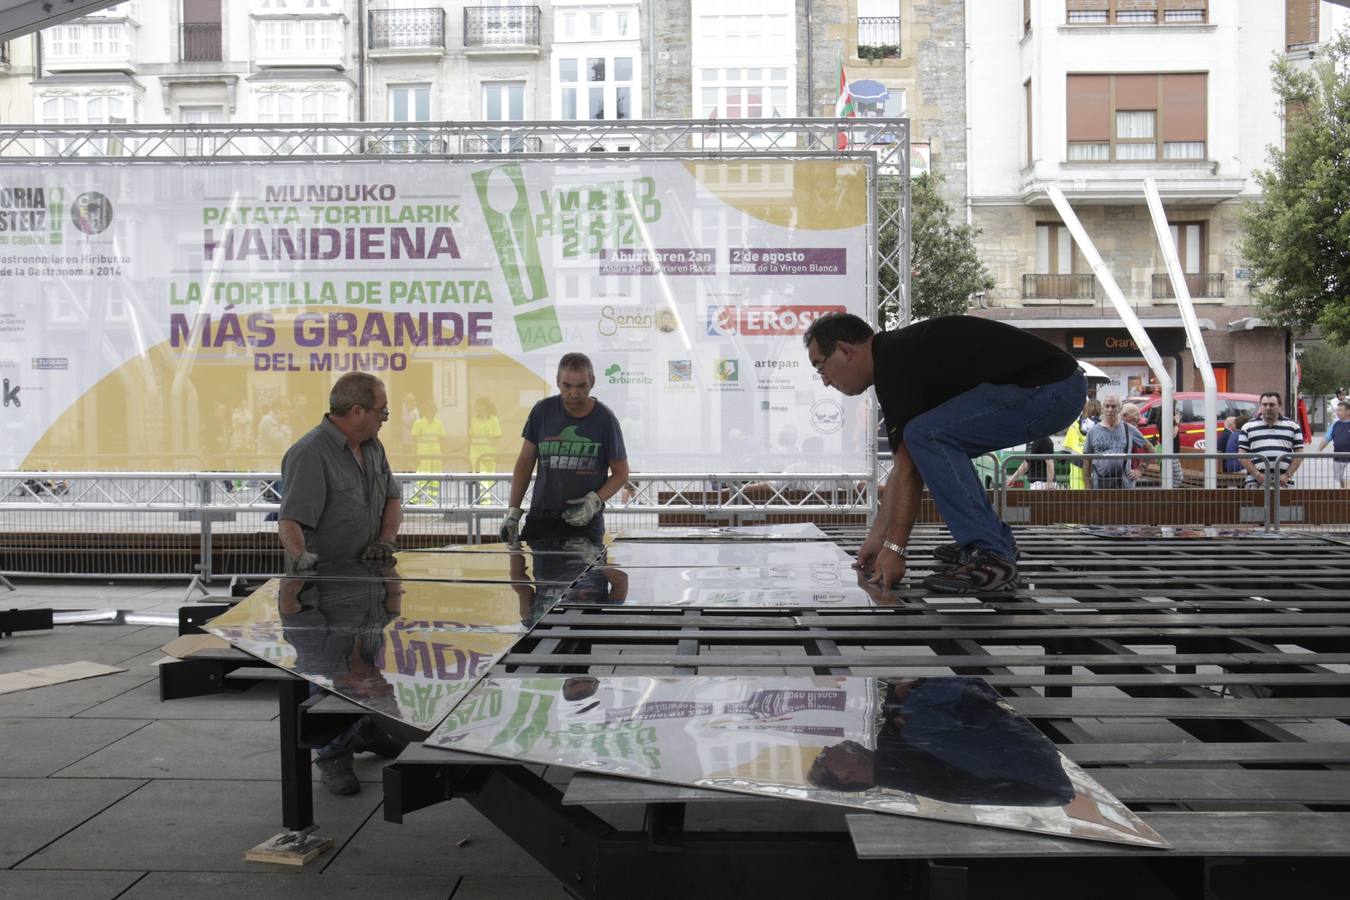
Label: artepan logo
xmin=705 ymin=304 xmax=847 ymax=336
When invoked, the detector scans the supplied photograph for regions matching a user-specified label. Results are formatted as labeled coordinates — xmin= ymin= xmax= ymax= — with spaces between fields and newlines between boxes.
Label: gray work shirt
xmin=280 ymin=416 xmax=400 ymax=562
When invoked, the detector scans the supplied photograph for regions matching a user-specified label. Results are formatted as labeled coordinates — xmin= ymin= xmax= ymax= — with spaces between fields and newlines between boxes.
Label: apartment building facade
xmin=968 ymin=0 xmax=1347 ymax=401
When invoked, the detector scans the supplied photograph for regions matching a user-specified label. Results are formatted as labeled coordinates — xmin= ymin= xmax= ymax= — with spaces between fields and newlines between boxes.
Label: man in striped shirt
xmin=1238 ymin=392 xmax=1304 ymax=488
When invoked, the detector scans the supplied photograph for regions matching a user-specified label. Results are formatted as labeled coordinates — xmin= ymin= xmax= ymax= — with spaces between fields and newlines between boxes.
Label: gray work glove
xmin=562 ymin=491 xmax=602 ymax=527
xmin=284 ymin=550 xmax=319 ymax=575
xmin=500 ymin=507 xmax=523 ymax=545
xmin=361 ymin=539 xmax=398 ymax=561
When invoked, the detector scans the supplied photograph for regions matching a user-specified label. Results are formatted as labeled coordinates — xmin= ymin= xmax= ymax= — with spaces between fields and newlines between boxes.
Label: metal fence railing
xmin=0 ymin=470 xmax=874 ymax=584
xmin=4 ymin=454 xmax=1344 ymax=585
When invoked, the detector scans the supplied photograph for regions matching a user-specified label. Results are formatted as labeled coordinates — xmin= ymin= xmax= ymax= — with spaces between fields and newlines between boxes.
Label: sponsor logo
xmin=2 ymin=377 xmax=19 ymax=407
xmin=706 ymin=304 xmax=847 ymax=337
xmin=668 ymin=360 xmax=692 ymax=383
xmin=597 ymin=304 xmax=652 ymax=337
xmin=604 ymin=363 xmax=653 ymax=385
xmin=713 ymin=359 xmax=739 ymax=383
xmin=655 ymin=308 xmax=678 ymax=333
xmin=32 ymin=357 xmax=68 ymax=370
xmin=754 ymin=359 xmax=799 ymax=369
xmin=71 ymin=192 xmax=113 ymax=235
xmin=809 ymin=399 xmax=843 ymax=434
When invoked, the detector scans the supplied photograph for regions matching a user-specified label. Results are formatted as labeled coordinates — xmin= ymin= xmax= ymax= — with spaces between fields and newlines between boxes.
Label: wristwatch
xmin=881 ymin=540 xmax=907 ymax=557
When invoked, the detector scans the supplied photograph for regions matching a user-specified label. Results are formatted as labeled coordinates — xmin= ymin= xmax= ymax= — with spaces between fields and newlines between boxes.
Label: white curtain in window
xmin=1067 ymin=142 xmax=1109 ymax=161
xmin=1116 ymin=110 xmax=1155 ymax=139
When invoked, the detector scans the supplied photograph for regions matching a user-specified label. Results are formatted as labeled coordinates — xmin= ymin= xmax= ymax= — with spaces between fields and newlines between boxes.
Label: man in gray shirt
xmin=277 ymin=372 xmax=406 ymax=795
xmin=1081 ymin=395 xmax=1150 ymax=489
xmin=279 ymin=372 xmax=403 ymax=572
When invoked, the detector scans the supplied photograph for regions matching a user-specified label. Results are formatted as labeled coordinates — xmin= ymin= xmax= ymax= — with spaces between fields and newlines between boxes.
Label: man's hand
xmin=562 ymin=491 xmax=602 ymax=527
xmin=855 ymin=533 xmax=883 ymax=573
xmin=284 ymin=550 xmax=318 ymax=575
xmin=1254 ymin=472 xmax=1267 ymax=485
xmin=500 ymin=507 xmax=523 ymax=544
xmin=1279 ymin=473 xmax=1292 ymax=486
xmin=361 ymin=539 xmax=397 ymax=561
xmin=867 ymin=546 xmax=907 ymax=589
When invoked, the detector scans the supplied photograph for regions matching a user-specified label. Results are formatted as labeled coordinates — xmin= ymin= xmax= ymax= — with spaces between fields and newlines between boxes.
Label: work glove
xmin=361 ymin=539 xmax=398 ymax=561
xmin=500 ymin=507 xmax=523 ymax=545
xmin=284 ymin=550 xmax=319 ymax=575
xmin=562 ymin=491 xmax=602 ymax=527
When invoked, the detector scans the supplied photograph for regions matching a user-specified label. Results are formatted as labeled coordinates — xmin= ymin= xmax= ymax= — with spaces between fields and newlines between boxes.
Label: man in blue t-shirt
xmin=1315 ymin=399 xmax=1350 ymax=488
xmin=500 ymin=353 xmax=630 ymax=543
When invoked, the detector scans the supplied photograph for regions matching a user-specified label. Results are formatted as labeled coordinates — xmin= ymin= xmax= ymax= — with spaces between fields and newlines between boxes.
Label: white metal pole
xmin=1046 ymin=186 xmax=1175 ymax=487
xmin=1143 ymin=178 xmax=1218 ymax=488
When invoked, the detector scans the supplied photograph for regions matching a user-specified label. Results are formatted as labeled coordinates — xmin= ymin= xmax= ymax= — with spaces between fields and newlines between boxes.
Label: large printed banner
xmin=0 ymin=158 xmax=871 ymax=473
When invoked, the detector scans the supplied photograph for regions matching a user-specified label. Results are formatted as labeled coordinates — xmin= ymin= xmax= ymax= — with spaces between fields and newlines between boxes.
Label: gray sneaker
xmin=320 ymin=767 xmax=360 ymax=796
xmin=923 ymin=549 xmax=1020 ymax=594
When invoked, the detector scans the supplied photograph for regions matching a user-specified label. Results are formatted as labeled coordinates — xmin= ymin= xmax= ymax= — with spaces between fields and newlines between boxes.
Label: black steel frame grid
xmin=378 ymin=525 xmax=1350 ymax=899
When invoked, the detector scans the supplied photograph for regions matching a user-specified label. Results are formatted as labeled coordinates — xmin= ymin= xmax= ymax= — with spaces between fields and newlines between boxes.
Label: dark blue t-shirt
xmin=1332 ymin=419 xmax=1350 ymax=453
xmin=521 ymin=396 xmax=626 ymax=540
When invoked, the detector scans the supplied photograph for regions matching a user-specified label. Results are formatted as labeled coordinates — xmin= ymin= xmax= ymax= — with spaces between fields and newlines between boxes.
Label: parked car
xmin=1131 ymin=392 xmax=1260 ymax=450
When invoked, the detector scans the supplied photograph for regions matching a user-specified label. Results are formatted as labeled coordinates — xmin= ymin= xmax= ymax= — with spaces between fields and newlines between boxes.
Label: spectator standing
xmin=1081 ymin=396 xmax=1150 ymax=489
xmin=1063 ymin=399 xmax=1100 ymax=490
xmin=1314 ymin=399 xmax=1350 ymax=487
xmin=1006 ymin=435 xmax=1057 ymax=489
xmin=1239 ymin=392 xmax=1304 ymax=488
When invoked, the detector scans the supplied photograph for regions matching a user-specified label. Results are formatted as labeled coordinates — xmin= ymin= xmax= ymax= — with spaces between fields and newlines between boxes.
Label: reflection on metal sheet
xmin=616 ymin=523 xmax=830 ymax=541
xmin=403 ymin=536 xmax=617 ymax=553
xmin=395 ymin=549 xmax=596 ymax=584
xmin=427 ymin=675 xmax=1169 ymax=849
xmin=562 ymin=563 xmax=900 ymax=608
xmin=1073 ymin=525 xmax=1299 ymax=540
xmin=204 ymin=558 xmax=555 ymax=731
xmin=604 ymin=541 xmax=853 ymax=568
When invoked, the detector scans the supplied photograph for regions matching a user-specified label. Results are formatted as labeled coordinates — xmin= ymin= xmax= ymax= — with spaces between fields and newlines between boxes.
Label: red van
xmin=1131 ymin=392 xmax=1261 ymax=450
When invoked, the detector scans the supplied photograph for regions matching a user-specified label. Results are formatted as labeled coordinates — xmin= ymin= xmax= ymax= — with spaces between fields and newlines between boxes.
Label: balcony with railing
xmin=857 ymin=17 xmax=900 ymax=59
xmin=180 ymin=22 xmax=221 ymax=62
xmin=464 ymin=6 xmax=540 ymax=52
xmin=1022 ymin=273 xmax=1098 ymax=302
xmin=369 ymin=7 xmax=445 ymax=53
xmin=1152 ymin=272 xmax=1225 ymax=300
xmin=43 ymin=21 xmax=137 ymax=72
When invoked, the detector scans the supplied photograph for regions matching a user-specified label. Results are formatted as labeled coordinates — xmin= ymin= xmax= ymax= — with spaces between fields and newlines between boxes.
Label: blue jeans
xmin=903 ymin=370 xmax=1086 ymax=562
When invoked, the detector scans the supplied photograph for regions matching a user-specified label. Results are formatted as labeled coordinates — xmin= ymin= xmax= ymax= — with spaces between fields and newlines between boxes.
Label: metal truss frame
xmin=0 ymin=117 xmax=910 ymax=322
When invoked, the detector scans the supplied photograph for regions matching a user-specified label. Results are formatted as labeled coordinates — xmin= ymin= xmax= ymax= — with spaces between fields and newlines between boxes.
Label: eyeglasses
xmin=810 ymin=348 xmax=835 ymax=374
xmin=360 ymin=405 xmax=391 ymax=420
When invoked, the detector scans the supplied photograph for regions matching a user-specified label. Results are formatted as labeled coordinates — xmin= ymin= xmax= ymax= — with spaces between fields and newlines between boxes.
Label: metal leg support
xmin=279 ymin=676 xmax=314 ymax=832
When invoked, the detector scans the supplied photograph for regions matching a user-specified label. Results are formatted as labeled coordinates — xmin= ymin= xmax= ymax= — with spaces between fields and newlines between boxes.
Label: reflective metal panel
xmin=562 ymin=563 xmax=900 ymax=608
xmin=427 ymin=675 xmax=1169 ymax=848
xmin=604 ymin=541 xmax=854 ymax=567
xmin=616 ymin=523 xmax=830 ymax=541
xmin=204 ymin=560 xmax=556 ymax=730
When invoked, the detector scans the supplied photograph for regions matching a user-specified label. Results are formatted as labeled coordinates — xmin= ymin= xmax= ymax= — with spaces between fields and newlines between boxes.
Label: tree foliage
xmin=1298 ymin=342 xmax=1350 ymax=395
xmin=878 ymin=172 xmax=995 ymax=328
xmin=1239 ymin=34 xmax=1350 ymax=345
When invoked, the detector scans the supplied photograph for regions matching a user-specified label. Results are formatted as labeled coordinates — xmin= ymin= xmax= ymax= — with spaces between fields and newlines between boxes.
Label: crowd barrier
xmin=1 ymin=453 xmax=1345 ymax=584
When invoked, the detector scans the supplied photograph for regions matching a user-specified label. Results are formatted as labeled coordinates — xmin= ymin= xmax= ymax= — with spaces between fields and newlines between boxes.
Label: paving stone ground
xmin=0 ymin=580 xmax=568 ymax=900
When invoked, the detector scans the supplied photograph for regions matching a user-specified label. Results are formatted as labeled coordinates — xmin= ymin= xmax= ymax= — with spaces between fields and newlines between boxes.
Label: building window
xmin=388 ymin=84 xmax=434 ymax=152
xmin=1035 ymin=223 xmax=1076 ymax=275
xmin=556 ymin=54 xmax=636 ymax=121
xmin=1286 ymin=0 xmax=1319 ymax=51
xmin=695 ymin=3 xmax=790 ymax=57
xmin=1065 ymin=1 xmax=1207 ymax=25
xmin=257 ymin=89 xmax=342 ymax=152
xmin=41 ymin=93 xmax=130 ymax=155
xmin=696 ymin=67 xmax=791 ymax=119
xmin=482 ymin=82 xmax=525 ymax=151
xmin=257 ymin=17 xmax=339 ymax=55
xmin=1024 ymin=78 xmax=1032 ymax=165
xmin=1169 ymin=222 xmax=1205 ymax=274
xmin=1066 ymin=72 xmax=1206 ymax=162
